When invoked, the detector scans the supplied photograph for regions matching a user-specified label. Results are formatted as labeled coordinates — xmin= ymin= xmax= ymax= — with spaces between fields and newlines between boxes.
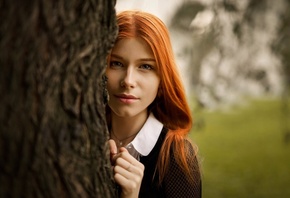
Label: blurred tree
xmin=272 ymin=0 xmax=290 ymax=143
xmin=0 ymin=0 xmax=117 ymax=197
xmin=170 ymin=0 xmax=287 ymax=109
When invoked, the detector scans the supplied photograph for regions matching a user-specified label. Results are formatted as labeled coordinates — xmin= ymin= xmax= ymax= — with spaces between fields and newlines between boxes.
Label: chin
xmin=112 ymin=109 xmax=135 ymax=117
xmin=113 ymin=109 xmax=148 ymax=119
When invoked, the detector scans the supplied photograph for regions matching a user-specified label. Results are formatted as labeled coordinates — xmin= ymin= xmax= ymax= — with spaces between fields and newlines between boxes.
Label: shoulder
xmin=170 ymin=137 xmax=199 ymax=170
xmin=163 ymin=137 xmax=202 ymax=197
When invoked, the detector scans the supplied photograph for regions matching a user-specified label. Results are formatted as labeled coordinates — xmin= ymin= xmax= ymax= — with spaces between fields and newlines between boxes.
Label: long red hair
xmin=114 ymin=10 xmax=197 ymax=184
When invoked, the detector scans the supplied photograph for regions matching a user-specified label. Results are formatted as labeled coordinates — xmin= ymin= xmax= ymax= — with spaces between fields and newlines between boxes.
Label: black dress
xmin=139 ymin=127 xmax=202 ymax=198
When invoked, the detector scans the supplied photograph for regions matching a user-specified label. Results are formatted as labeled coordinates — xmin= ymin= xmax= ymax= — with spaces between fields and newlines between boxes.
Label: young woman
xmin=106 ymin=10 xmax=202 ymax=198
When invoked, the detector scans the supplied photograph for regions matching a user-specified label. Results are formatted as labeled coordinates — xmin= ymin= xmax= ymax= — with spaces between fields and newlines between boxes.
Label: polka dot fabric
xmin=163 ymin=145 xmax=202 ymax=197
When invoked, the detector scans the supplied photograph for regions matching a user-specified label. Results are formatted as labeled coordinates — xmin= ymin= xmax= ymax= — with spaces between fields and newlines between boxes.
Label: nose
xmin=121 ymin=67 xmax=136 ymax=88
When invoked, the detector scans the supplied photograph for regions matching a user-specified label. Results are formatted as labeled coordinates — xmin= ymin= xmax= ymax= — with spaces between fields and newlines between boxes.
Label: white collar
xmin=128 ymin=113 xmax=163 ymax=156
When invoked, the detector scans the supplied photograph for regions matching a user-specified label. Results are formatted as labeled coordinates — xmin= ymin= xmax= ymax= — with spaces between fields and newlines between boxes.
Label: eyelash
xmin=109 ymin=61 xmax=154 ymax=70
xmin=110 ymin=61 xmax=123 ymax=67
xmin=139 ymin=64 xmax=154 ymax=70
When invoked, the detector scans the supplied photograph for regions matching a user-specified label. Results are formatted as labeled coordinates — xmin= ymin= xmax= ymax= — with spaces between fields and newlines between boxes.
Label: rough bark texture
xmin=0 ymin=0 xmax=117 ymax=197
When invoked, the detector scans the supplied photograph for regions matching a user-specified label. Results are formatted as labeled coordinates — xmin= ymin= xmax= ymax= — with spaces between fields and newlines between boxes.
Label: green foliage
xmin=190 ymin=98 xmax=290 ymax=198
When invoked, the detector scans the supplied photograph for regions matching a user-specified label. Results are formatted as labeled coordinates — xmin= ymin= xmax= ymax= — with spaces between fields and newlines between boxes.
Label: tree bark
xmin=0 ymin=0 xmax=117 ymax=197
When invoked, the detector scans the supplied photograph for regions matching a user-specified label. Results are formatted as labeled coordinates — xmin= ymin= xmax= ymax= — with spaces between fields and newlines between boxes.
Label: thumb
xmin=108 ymin=139 xmax=118 ymax=165
xmin=108 ymin=139 xmax=117 ymax=155
xmin=119 ymin=147 xmax=129 ymax=153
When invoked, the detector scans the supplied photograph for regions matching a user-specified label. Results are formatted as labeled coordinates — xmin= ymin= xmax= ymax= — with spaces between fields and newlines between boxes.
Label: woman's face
xmin=106 ymin=38 xmax=160 ymax=118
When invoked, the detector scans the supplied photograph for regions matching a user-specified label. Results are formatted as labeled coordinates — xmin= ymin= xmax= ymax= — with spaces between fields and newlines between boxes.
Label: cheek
xmin=106 ymin=71 xmax=118 ymax=89
xmin=106 ymin=79 xmax=116 ymax=96
xmin=106 ymin=79 xmax=116 ymax=94
xmin=149 ymin=80 xmax=160 ymax=99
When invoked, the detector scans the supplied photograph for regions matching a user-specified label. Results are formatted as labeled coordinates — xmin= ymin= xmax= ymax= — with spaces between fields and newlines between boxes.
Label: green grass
xmin=190 ymin=98 xmax=290 ymax=198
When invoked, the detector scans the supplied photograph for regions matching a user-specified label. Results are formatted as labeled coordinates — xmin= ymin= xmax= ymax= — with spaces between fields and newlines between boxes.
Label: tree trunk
xmin=0 ymin=0 xmax=117 ymax=197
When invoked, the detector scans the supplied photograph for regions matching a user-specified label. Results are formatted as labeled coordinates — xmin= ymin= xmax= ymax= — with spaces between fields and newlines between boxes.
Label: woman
xmin=106 ymin=10 xmax=202 ymax=198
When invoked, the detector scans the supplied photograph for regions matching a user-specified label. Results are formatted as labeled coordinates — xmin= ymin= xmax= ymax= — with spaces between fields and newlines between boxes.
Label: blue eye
xmin=110 ymin=61 xmax=123 ymax=68
xmin=140 ymin=64 xmax=154 ymax=70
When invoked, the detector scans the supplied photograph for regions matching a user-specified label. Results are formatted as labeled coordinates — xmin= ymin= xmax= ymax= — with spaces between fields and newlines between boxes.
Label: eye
xmin=139 ymin=64 xmax=154 ymax=70
xmin=109 ymin=61 xmax=123 ymax=68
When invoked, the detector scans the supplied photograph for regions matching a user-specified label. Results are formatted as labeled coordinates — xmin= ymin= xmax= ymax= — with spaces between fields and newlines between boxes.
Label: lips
xmin=115 ymin=93 xmax=138 ymax=99
xmin=114 ymin=93 xmax=139 ymax=104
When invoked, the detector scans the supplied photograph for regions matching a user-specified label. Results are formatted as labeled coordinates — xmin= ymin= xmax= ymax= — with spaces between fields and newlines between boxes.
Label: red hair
xmin=115 ymin=10 xmax=197 ymax=184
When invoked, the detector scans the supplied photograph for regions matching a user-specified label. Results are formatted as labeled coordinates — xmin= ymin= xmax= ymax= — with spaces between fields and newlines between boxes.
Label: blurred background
xmin=116 ymin=0 xmax=290 ymax=197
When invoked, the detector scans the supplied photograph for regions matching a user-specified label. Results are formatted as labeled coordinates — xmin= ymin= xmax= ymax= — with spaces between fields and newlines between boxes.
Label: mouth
xmin=114 ymin=93 xmax=139 ymax=104
xmin=115 ymin=93 xmax=138 ymax=99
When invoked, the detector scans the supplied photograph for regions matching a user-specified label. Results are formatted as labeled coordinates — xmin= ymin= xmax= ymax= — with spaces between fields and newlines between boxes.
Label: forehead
xmin=111 ymin=38 xmax=155 ymax=59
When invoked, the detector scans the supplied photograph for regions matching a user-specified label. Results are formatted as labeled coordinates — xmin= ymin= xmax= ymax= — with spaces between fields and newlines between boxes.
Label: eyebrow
xmin=111 ymin=53 xmax=156 ymax=62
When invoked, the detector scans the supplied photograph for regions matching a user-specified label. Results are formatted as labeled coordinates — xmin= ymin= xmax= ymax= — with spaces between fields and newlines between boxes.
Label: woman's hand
xmin=109 ymin=139 xmax=145 ymax=198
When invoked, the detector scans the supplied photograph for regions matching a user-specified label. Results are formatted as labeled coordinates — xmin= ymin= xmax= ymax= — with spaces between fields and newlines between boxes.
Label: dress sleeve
xmin=163 ymin=141 xmax=202 ymax=198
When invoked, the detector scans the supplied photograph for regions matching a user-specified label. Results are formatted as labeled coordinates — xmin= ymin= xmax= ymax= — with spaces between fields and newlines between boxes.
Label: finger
xmin=111 ymin=147 xmax=128 ymax=164
xmin=108 ymin=139 xmax=118 ymax=165
xmin=116 ymin=149 xmax=145 ymax=171
xmin=114 ymin=163 xmax=143 ymax=185
xmin=108 ymin=139 xmax=118 ymax=155
xmin=119 ymin=146 xmax=128 ymax=153
xmin=115 ymin=157 xmax=133 ymax=172
xmin=114 ymin=173 xmax=135 ymax=192
xmin=114 ymin=171 xmax=142 ymax=188
xmin=113 ymin=165 xmax=144 ymax=193
xmin=114 ymin=157 xmax=144 ymax=177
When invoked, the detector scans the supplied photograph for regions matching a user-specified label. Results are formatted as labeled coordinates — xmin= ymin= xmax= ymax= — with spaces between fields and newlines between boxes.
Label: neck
xmin=110 ymin=112 xmax=149 ymax=147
